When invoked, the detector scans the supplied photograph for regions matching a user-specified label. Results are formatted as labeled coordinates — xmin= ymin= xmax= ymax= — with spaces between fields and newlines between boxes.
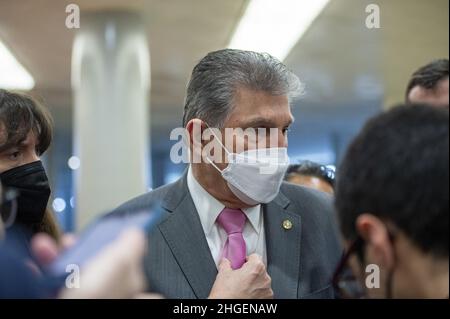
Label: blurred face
xmin=408 ymin=77 xmax=449 ymax=108
xmin=0 ymin=131 xmax=40 ymax=173
xmin=287 ymin=174 xmax=334 ymax=194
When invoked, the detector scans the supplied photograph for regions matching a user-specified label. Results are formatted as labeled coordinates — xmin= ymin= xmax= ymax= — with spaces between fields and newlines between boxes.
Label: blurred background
xmin=0 ymin=0 xmax=448 ymax=232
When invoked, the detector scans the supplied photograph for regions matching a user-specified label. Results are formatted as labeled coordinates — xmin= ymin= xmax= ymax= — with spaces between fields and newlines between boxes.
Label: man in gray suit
xmin=116 ymin=49 xmax=342 ymax=299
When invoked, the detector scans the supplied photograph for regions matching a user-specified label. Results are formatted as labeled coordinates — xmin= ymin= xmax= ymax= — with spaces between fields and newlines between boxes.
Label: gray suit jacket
xmin=114 ymin=172 xmax=342 ymax=299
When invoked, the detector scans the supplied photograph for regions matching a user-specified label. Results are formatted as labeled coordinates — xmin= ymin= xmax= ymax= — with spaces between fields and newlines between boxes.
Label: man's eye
xmin=283 ymin=127 xmax=290 ymax=134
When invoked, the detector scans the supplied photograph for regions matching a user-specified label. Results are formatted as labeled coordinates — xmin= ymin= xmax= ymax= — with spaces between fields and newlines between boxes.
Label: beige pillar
xmin=71 ymin=12 xmax=150 ymax=230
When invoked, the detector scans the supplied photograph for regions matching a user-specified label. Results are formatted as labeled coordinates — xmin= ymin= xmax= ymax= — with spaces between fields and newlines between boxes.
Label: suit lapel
xmin=264 ymin=191 xmax=301 ymax=298
xmin=158 ymin=173 xmax=218 ymax=298
xmin=157 ymin=172 xmax=302 ymax=299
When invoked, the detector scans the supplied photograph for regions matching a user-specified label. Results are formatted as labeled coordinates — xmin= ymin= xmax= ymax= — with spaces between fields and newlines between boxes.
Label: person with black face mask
xmin=0 ymin=89 xmax=60 ymax=250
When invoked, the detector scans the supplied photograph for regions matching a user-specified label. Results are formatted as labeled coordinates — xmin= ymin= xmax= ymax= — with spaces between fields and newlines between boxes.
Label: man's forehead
xmin=408 ymin=78 xmax=449 ymax=106
xmin=225 ymin=87 xmax=293 ymax=125
xmin=234 ymin=87 xmax=289 ymax=106
xmin=241 ymin=114 xmax=294 ymax=125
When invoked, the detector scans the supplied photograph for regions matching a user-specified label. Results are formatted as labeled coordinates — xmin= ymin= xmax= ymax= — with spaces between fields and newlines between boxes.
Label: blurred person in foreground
xmin=115 ymin=49 xmax=342 ymax=299
xmin=406 ymin=59 xmax=449 ymax=108
xmin=1 ymin=181 xmax=148 ymax=298
xmin=285 ymin=161 xmax=335 ymax=195
xmin=333 ymin=104 xmax=449 ymax=298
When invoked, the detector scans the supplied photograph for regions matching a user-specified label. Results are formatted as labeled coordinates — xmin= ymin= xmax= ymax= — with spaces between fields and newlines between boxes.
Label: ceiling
xmin=0 ymin=0 xmax=246 ymax=113
xmin=0 ymin=0 xmax=448 ymax=136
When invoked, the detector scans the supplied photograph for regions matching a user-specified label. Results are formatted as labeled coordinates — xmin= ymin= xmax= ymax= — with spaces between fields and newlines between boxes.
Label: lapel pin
xmin=282 ymin=219 xmax=293 ymax=230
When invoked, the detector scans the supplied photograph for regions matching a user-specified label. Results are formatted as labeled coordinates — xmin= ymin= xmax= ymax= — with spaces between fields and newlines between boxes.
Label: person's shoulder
xmin=280 ymin=181 xmax=333 ymax=212
xmin=279 ymin=182 xmax=342 ymax=255
xmin=279 ymin=181 xmax=336 ymax=227
xmin=113 ymin=180 xmax=180 ymax=213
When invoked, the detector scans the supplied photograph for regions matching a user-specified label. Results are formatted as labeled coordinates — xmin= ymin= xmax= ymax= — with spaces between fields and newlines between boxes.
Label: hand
xmin=32 ymin=228 xmax=149 ymax=299
xmin=58 ymin=228 xmax=147 ymax=299
xmin=209 ymin=254 xmax=273 ymax=299
xmin=32 ymin=233 xmax=77 ymax=266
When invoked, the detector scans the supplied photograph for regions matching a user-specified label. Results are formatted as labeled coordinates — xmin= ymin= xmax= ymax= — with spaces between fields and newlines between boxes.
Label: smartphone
xmin=49 ymin=204 xmax=164 ymax=276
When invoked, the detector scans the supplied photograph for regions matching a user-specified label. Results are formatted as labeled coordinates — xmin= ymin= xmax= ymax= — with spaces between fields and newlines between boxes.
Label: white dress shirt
xmin=187 ymin=166 xmax=267 ymax=268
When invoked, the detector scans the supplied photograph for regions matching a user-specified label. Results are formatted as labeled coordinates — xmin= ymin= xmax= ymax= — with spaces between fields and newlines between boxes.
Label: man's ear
xmin=355 ymin=214 xmax=395 ymax=270
xmin=186 ymin=119 xmax=203 ymax=144
xmin=186 ymin=119 xmax=206 ymax=160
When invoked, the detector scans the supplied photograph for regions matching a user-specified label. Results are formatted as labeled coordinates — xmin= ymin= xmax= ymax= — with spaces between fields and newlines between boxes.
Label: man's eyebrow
xmin=242 ymin=117 xmax=275 ymax=128
xmin=241 ymin=116 xmax=294 ymax=128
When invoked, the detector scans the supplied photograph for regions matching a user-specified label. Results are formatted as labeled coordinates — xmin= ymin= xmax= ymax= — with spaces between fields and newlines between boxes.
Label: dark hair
xmin=285 ymin=160 xmax=335 ymax=187
xmin=0 ymin=89 xmax=53 ymax=154
xmin=405 ymin=59 xmax=449 ymax=101
xmin=335 ymin=104 xmax=449 ymax=258
xmin=0 ymin=89 xmax=60 ymax=241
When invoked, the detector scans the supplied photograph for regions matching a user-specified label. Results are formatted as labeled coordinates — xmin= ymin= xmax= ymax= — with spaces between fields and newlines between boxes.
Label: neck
xmin=415 ymin=258 xmax=449 ymax=298
xmin=398 ymin=236 xmax=449 ymax=298
xmin=191 ymin=163 xmax=251 ymax=209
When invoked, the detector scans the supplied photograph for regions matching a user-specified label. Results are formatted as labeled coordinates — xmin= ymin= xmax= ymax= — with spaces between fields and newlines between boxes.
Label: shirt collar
xmin=187 ymin=166 xmax=261 ymax=235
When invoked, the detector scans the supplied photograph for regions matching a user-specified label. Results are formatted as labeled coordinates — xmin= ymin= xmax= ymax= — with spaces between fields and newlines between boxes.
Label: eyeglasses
xmin=1 ymin=188 xmax=19 ymax=228
xmin=286 ymin=162 xmax=336 ymax=186
xmin=319 ymin=165 xmax=335 ymax=185
xmin=332 ymin=236 xmax=366 ymax=299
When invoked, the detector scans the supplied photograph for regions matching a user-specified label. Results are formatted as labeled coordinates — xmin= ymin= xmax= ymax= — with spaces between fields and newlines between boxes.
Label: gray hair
xmin=182 ymin=49 xmax=303 ymax=128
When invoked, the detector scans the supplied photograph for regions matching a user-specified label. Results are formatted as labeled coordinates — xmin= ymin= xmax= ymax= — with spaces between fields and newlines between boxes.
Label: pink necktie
xmin=216 ymin=208 xmax=247 ymax=270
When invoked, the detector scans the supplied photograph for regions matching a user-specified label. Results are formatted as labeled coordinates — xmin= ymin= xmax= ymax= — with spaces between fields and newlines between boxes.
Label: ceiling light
xmin=0 ymin=40 xmax=35 ymax=90
xmin=228 ymin=0 xmax=330 ymax=61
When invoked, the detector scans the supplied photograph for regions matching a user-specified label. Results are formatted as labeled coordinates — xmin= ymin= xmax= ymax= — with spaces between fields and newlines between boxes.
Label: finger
xmin=60 ymin=233 xmax=77 ymax=250
xmin=264 ymin=288 xmax=274 ymax=299
xmin=245 ymin=253 xmax=262 ymax=264
xmin=64 ymin=228 xmax=147 ymax=298
xmin=218 ymin=258 xmax=232 ymax=272
xmin=31 ymin=233 xmax=60 ymax=266
xmin=114 ymin=228 xmax=147 ymax=260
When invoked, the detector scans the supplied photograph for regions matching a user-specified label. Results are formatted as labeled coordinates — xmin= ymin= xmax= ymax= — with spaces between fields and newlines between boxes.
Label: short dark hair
xmin=405 ymin=59 xmax=449 ymax=101
xmin=335 ymin=104 xmax=449 ymax=258
xmin=0 ymin=89 xmax=53 ymax=155
xmin=285 ymin=160 xmax=335 ymax=187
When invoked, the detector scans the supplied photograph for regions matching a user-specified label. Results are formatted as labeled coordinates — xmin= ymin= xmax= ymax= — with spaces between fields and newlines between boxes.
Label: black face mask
xmin=0 ymin=161 xmax=51 ymax=224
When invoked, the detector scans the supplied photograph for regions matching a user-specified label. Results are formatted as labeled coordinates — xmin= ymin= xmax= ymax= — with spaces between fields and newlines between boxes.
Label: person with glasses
xmin=285 ymin=161 xmax=335 ymax=195
xmin=333 ymin=104 xmax=449 ymax=299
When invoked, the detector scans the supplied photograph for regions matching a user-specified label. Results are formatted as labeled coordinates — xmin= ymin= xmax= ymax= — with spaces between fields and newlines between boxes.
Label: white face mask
xmin=206 ymin=130 xmax=290 ymax=205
